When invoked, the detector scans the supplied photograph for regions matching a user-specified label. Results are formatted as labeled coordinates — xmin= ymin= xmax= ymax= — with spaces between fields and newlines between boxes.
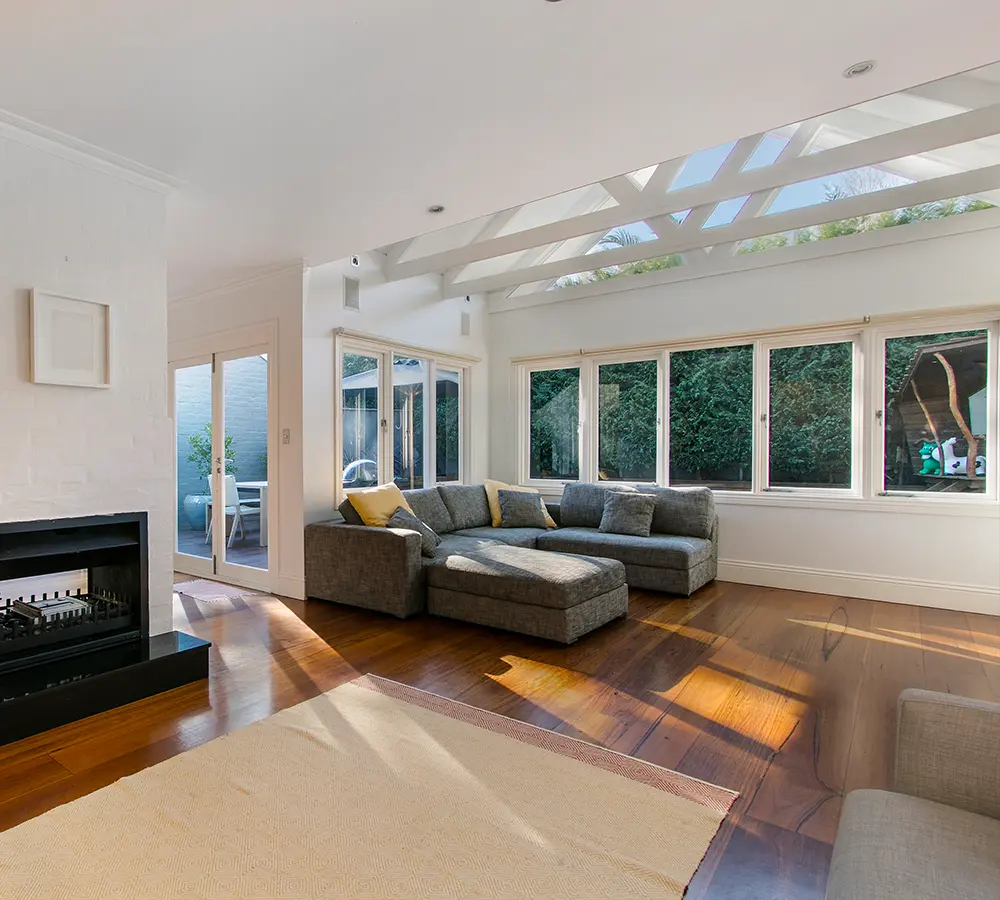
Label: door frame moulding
xmin=168 ymin=321 xmax=280 ymax=595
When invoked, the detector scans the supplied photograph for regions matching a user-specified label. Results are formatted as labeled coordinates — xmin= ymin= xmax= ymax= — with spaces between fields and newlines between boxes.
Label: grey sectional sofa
xmin=827 ymin=689 xmax=1000 ymax=900
xmin=304 ymin=482 xmax=717 ymax=641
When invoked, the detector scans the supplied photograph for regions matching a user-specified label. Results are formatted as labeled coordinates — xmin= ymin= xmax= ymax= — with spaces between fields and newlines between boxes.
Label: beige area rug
xmin=0 ymin=675 xmax=736 ymax=899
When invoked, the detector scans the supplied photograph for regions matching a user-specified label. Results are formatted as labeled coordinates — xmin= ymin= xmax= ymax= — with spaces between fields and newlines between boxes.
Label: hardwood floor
xmin=2 ymin=579 xmax=998 ymax=898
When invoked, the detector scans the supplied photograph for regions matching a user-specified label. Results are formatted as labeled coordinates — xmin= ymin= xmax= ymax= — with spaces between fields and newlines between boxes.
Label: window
xmin=670 ymin=345 xmax=753 ymax=490
xmin=338 ymin=340 xmax=468 ymax=499
xmin=436 ymin=368 xmax=462 ymax=483
xmin=529 ymin=367 xmax=580 ymax=480
xmin=342 ymin=352 xmax=380 ymax=490
xmin=768 ymin=342 xmax=854 ymax=489
xmin=598 ymin=360 xmax=658 ymax=482
xmin=517 ymin=316 xmax=997 ymax=504
xmin=883 ymin=330 xmax=988 ymax=494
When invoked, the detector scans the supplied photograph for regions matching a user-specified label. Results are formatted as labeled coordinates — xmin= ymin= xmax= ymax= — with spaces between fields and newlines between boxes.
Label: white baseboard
xmin=718 ymin=559 xmax=1000 ymax=616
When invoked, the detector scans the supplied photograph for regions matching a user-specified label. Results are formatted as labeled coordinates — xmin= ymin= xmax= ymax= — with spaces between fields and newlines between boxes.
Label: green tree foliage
xmin=598 ymin=361 xmax=658 ymax=480
xmin=669 ymin=346 xmax=753 ymax=486
xmin=530 ymin=368 xmax=580 ymax=479
xmin=768 ymin=343 xmax=853 ymax=485
xmin=187 ymin=424 xmax=237 ymax=478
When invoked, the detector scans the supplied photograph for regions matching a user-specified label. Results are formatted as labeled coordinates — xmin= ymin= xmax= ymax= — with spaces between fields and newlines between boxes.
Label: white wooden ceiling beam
xmin=713 ymin=121 xmax=823 ymax=256
xmin=600 ymin=175 xmax=642 ymax=206
xmin=440 ymin=163 xmax=1000 ymax=297
xmin=641 ymin=158 xmax=686 ymax=194
xmin=385 ymin=103 xmax=1000 ymax=281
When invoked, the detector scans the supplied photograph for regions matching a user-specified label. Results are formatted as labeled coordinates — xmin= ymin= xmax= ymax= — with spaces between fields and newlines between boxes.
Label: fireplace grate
xmin=0 ymin=590 xmax=134 ymax=660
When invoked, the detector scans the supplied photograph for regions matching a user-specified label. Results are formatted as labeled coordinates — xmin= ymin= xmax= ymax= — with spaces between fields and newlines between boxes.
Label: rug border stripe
xmin=352 ymin=673 xmax=738 ymax=816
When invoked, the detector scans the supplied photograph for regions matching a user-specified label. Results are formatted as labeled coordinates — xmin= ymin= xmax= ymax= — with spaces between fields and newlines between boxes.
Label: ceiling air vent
xmin=343 ymin=276 xmax=361 ymax=311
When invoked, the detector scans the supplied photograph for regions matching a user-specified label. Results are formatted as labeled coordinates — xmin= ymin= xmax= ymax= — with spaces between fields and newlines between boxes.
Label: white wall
xmin=489 ymin=227 xmax=1000 ymax=614
xmin=303 ymin=255 xmax=489 ymax=526
xmin=0 ymin=135 xmax=173 ymax=633
xmin=168 ymin=266 xmax=305 ymax=599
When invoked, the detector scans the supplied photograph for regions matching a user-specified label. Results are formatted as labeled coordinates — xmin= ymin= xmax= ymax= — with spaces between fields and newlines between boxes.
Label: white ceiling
xmin=0 ymin=0 xmax=998 ymax=299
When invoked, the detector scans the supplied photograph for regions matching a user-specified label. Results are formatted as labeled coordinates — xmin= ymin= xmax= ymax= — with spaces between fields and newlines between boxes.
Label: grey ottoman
xmin=425 ymin=544 xmax=628 ymax=644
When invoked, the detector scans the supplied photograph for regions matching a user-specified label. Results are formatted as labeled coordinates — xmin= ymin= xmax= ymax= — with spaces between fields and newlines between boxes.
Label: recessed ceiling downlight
xmin=843 ymin=60 xmax=875 ymax=79
xmin=428 ymin=205 xmax=445 ymax=214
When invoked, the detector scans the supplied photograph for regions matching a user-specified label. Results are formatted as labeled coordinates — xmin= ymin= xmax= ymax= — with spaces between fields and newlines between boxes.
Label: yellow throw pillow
xmin=484 ymin=479 xmax=557 ymax=529
xmin=347 ymin=482 xmax=413 ymax=528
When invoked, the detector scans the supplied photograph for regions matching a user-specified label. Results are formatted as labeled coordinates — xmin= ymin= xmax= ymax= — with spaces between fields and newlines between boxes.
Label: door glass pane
xmin=393 ymin=356 xmax=428 ymax=490
xmin=175 ymin=363 xmax=213 ymax=561
xmin=670 ymin=345 xmax=753 ymax=490
xmin=220 ymin=354 xmax=269 ymax=571
xmin=598 ymin=360 xmax=658 ymax=482
xmin=529 ymin=368 xmax=580 ymax=480
xmin=342 ymin=353 xmax=380 ymax=490
xmin=884 ymin=330 xmax=988 ymax=494
xmin=436 ymin=368 xmax=461 ymax=483
xmin=769 ymin=342 xmax=853 ymax=489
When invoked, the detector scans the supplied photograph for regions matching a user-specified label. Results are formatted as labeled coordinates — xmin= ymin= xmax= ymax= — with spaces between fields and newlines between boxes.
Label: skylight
xmin=668 ymin=142 xmax=737 ymax=191
xmin=383 ymin=60 xmax=1000 ymax=303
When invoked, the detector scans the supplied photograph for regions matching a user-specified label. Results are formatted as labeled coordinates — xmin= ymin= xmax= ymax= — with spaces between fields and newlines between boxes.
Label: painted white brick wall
xmin=0 ymin=135 xmax=173 ymax=634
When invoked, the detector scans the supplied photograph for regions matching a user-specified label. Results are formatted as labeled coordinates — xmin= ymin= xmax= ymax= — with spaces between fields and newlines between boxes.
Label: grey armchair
xmin=826 ymin=689 xmax=1000 ymax=899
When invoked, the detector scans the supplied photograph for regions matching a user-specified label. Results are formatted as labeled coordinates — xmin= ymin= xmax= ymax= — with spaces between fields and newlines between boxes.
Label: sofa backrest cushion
xmin=402 ymin=487 xmax=456 ymax=535
xmin=560 ymin=482 xmax=715 ymax=539
xmin=437 ymin=484 xmax=492 ymax=531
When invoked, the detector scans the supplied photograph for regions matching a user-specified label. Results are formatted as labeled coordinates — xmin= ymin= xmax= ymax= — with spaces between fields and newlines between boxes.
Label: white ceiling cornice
xmin=0 ymin=107 xmax=183 ymax=195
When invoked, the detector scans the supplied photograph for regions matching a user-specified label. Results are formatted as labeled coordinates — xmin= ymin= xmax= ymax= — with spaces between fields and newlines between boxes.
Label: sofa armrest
xmin=304 ymin=521 xmax=425 ymax=618
xmin=895 ymin=688 xmax=1000 ymax=820
xmin=544 ymin=502 xmax=561 ymax=526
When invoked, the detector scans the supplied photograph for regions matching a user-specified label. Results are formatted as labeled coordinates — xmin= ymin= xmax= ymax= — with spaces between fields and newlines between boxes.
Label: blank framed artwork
xmin=30 ymin=290 xmax=111 ymax=388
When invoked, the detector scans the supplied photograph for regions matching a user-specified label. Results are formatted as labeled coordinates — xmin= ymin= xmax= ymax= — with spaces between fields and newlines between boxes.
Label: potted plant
xmin=182 ymin=425 xmax=238 ymax=529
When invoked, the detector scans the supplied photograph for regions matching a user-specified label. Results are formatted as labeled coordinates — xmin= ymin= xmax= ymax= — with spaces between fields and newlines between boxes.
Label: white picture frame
xmin=30 ymin=290 xmax=111 ymax=388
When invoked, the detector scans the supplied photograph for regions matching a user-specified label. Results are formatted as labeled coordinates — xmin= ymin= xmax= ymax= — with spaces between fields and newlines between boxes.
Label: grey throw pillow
xmin=387 ymin=506 xmax=441 ymax=557
xmin=497 ymin=490 xmax=551 ymax=529
xmin=599 ymin=492 xmax=657 ymax=537
xmin=338 ymin=498 xmax=365 ymax=526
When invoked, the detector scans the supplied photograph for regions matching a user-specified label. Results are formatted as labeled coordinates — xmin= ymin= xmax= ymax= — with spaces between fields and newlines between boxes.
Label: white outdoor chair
xmin=205 ymin=474 xmax=262 ymax=548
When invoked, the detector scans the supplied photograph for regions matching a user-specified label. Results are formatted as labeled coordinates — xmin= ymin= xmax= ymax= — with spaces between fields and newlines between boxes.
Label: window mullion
xmin=659 ymin=350 xmax=670 ymax=486
xmin=581 ymin=359 xmax=596 ymax=483
xmin=752 ymin=340 xmax=768 ymax=493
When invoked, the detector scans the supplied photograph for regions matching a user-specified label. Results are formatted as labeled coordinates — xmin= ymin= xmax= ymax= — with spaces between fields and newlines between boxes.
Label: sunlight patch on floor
xmin=788 ymin=618 xmax=998 ymax=666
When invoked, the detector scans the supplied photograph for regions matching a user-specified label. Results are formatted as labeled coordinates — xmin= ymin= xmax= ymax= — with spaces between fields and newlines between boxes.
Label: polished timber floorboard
xmin=2 ymin=579 xmax=998 ymax=898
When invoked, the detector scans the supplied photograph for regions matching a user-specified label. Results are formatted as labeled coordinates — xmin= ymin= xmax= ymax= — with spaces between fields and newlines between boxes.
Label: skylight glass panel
xmin=742 ymin=133 xmax=789 ymax=171
xmin=550 ymin=253 xmax=685 ymax=290
xmin=739 ymin=195 xmax=994 ymax=255
xmin=767 ymin=166 xmax=913 ymax=216
xmin=586 ymin=222 xmax=658 ymax=255
xmin=668 ymin=142 xmax=737 ymax=191
xmin=671 ymin=209 xmax=692 ymax=224
xmin=703 ymin=195 xmax=750 ymax=229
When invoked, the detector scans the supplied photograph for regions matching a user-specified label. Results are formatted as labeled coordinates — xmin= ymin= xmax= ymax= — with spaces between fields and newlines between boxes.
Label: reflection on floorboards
xmin=2 ymin=579 xmax=997 ymax=899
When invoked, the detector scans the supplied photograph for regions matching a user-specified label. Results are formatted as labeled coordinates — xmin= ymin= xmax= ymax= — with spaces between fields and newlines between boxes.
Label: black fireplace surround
xmin=0 ymin=512 xmax=209 ymax=746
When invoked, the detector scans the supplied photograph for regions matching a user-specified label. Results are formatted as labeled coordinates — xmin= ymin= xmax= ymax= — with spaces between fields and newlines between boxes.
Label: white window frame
xmin=335 ymin=333 xmax=472 ymax=504
xmin=518 ymin=356 xmax=584 ymax=487
xmin=758 ymin=330 xmax=864 ymax=498
xmin=512 ymin=308 xmax=1000 ymax=513
xmin=869 ymin=314 xmax=998 ymax=503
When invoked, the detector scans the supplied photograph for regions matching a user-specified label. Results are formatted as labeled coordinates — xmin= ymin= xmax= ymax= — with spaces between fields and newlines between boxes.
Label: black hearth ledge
xmin=0 ymin=631 xmax=210 ymax=746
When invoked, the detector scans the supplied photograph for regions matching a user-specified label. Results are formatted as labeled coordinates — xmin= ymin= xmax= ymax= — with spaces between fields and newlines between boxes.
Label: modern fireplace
xmin=0 ymin=512 xmax=209 ymax=745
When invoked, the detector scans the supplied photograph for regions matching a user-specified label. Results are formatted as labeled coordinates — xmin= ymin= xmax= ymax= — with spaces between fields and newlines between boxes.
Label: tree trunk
xmin=910 ymin=381 xmax=943 ymax=481
xmin=934 ymin=352 xmax=979 ymax=482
